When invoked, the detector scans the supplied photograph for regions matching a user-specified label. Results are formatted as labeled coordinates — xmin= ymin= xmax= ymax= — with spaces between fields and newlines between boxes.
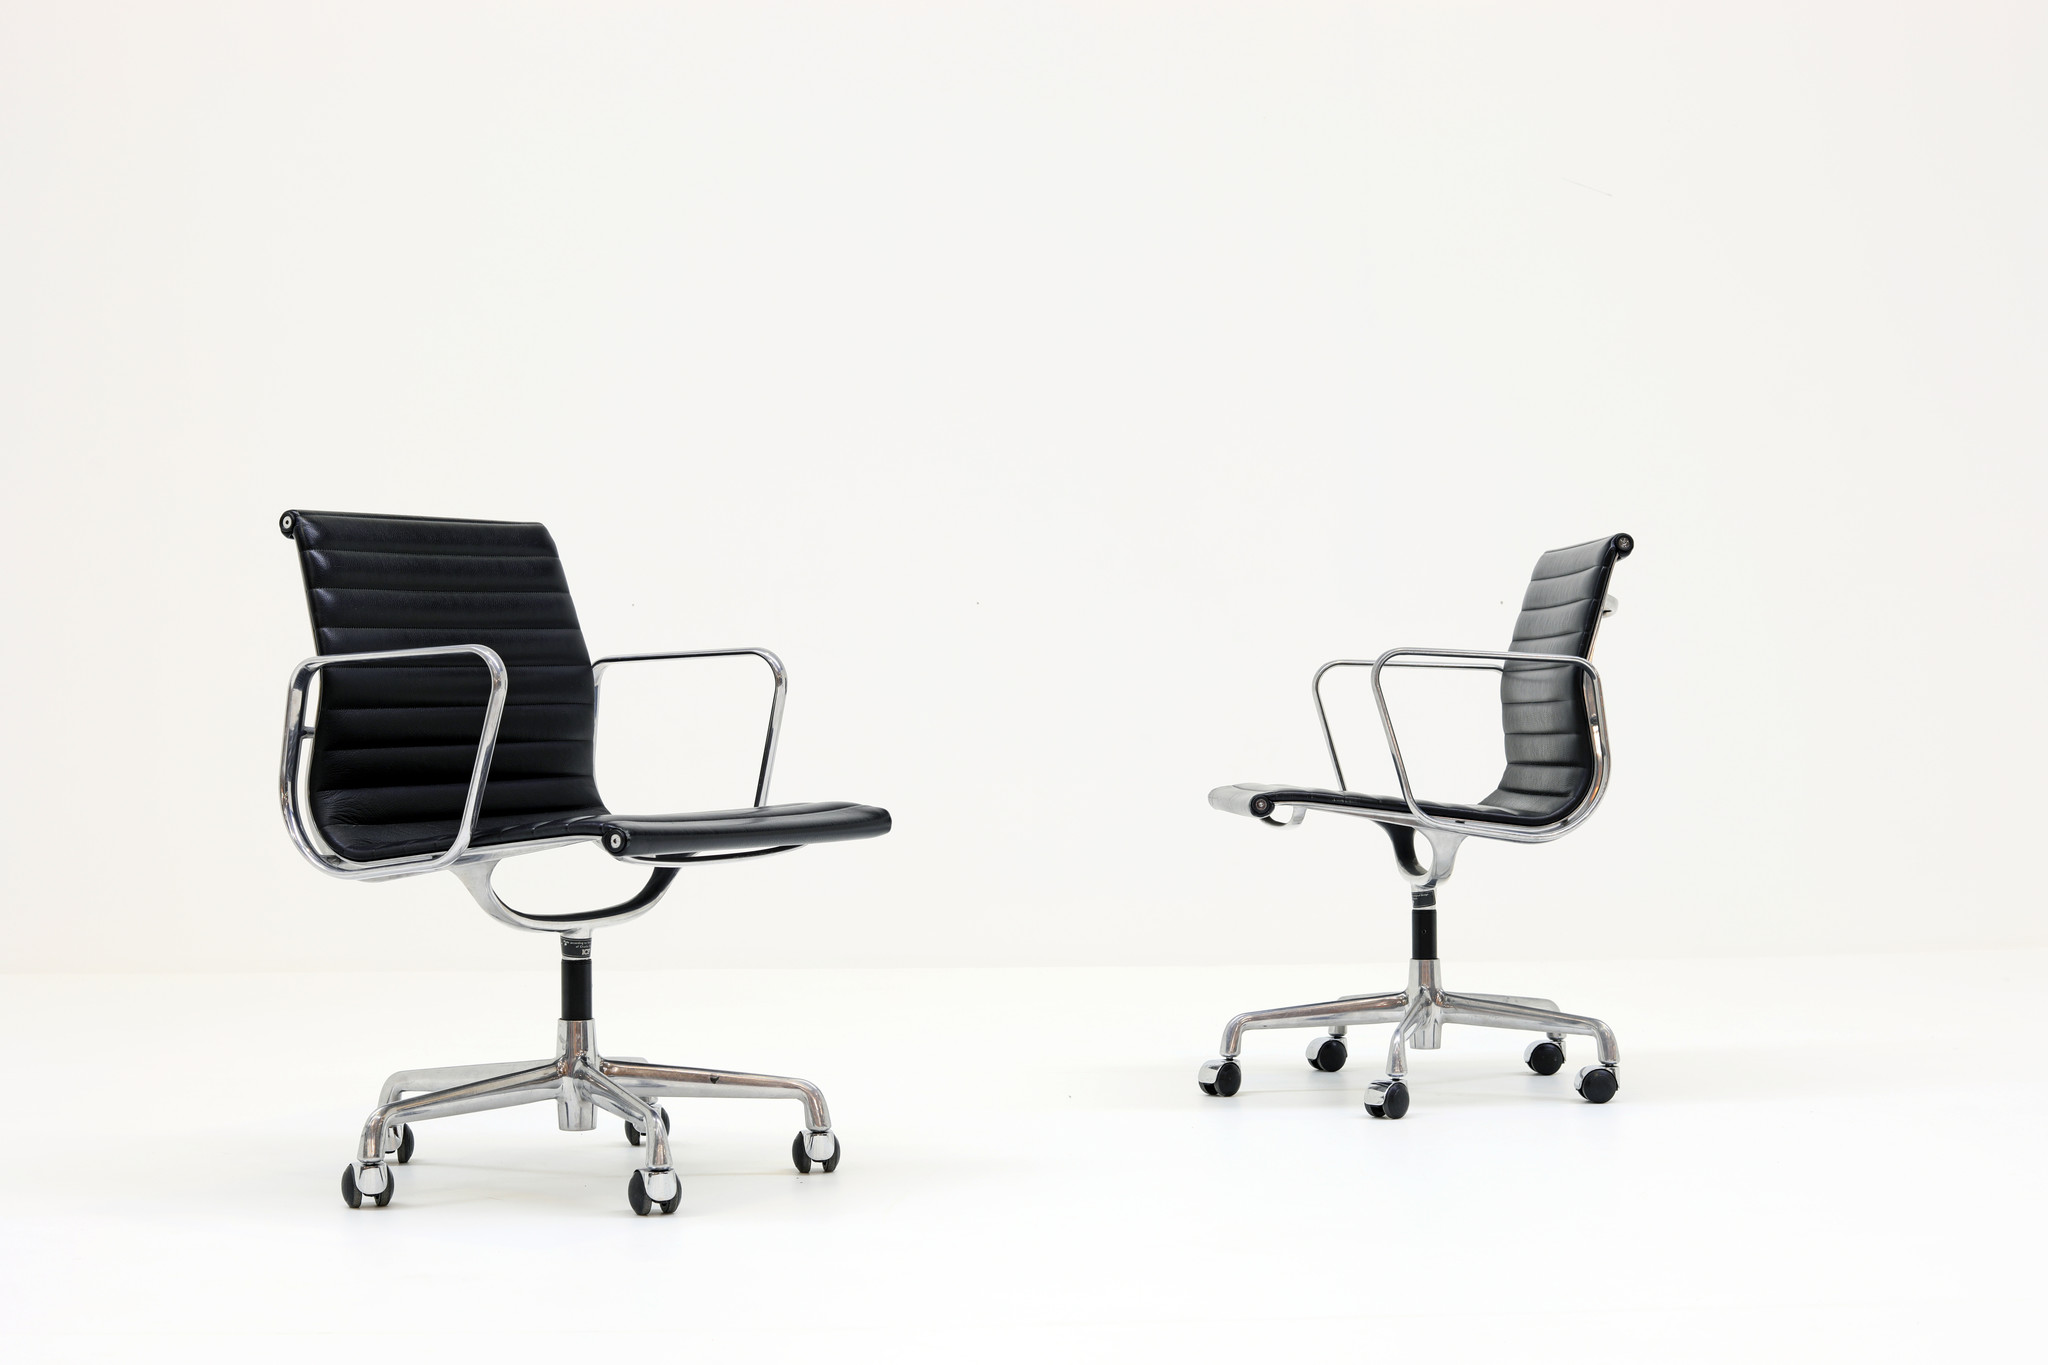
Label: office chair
xmin=277 ymin=510 xmax=890 ymax=1214
xmin=1203 ymin=533 xmax=1632 ymax=1118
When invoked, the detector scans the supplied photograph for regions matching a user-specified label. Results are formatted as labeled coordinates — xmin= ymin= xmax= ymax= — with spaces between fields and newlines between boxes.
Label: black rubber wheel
xmin=395 ymin=1124 xmax=415 ymax=1164
xmin=627 ymin=1169 xmax=680 ymax=1216
xmin=341 ymin=1164 xmax=393 ymax=1208
xmin=625 ymin=1108 xmax=671 ymax=1147
xmin=1308 ymin=1037 xmax=1348 ymax=1073
xmin=1577 ymin=1066 xmax=1619 ymax=1104
xmin=1365 ymin=1080 xmax=1410 ymax=1120
xmin=792 ymin=1133 xmax=842 ymax=1174
xmin=1198 ymin=1060 xmax=1242 ymax=1098
xmin=1526 ymin=1041 xmax=1566 ymax=1076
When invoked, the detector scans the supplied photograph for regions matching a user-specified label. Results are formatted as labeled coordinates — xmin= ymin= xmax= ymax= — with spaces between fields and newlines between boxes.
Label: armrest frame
xmin=279 ymin=644 xmax=509 ymax=882
xmin=1311 ymin=647 xmax=1610 ymax=841
xmin=590 ymin=648 xmax=787 ymax=808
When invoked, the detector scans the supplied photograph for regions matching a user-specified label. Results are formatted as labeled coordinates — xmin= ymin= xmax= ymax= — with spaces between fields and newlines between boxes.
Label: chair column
xmin=1411 ymin=890 xmax=1438 ymax=962
xmin=1407 ymin=890 xmax=1442 ymax=1050
xmin=561 ymin=934 xmax=593 ymax=1021
xmin=557 ymin=935 xmax=596 ymax=1130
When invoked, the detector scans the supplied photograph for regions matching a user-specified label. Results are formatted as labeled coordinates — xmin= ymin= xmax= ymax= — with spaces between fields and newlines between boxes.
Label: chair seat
xmin=317 ymin=801 xmax=890 ymax=864
xmin=565 ymin=803 xmax=892 ymax=859
xmin=1211 ymin=783 xmax=1571 ymax=829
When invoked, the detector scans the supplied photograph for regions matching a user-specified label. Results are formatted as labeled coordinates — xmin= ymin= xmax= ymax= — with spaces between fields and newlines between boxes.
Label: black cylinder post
xmin=1410 ymin=891 xmax=1438 ymax=961
xmin=561 ymin=936 xmax=593 ymax=1020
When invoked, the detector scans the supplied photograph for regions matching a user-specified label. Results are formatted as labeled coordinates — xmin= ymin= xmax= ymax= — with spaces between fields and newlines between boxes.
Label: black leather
xmin=1240 ymin=785 xmax=1567 ymax=828
xmin=284 ymin=510 xmax=890 ymax=863
xmin=1479 ymin=533 xmax=1630 ymax=819
xmin=569 ymin=803 xmax=892 ymax=858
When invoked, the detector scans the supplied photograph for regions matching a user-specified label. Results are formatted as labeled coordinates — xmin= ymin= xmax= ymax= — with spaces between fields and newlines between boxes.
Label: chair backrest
xmin=1480 ymin=533 xmax=1633 ymax=820
xmin=281 ymin=510 xmax=602 ymax=857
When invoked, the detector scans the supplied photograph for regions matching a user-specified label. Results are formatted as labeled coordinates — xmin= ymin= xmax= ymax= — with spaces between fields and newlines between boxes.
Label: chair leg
xmin=378 ymin=1059 xmax=553 ymax=1107
xmin=356 ymin=1061 xmax=565 ymax=1166
xmin=1382 ymin=993 xmax=1436 ymax=1080
xmin=600 ymin=1059 xmax=834 ymax=1135
xmin=1215 ymin=991 xmax=1408 ymax=1058
xmin=575 ymin=1061 xmax=676 ymax=1172
xmin=1440 ymin=993 xmax=1619 ymax=1068
xmin=1450 ymin=991 xmax=1558 ymax=1013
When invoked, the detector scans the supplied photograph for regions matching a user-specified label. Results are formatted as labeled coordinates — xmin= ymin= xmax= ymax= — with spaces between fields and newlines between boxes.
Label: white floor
xmin=2 ymin=951 xmax=2041 ymax=1363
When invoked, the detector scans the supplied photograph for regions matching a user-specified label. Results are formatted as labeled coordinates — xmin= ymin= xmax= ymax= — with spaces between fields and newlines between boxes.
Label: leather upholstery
xmin=569 ymin=803 xmax=892 ymax=858
xmin=1215 ymin=534 xmax=1631 ymax=831
xmin=284 ymin=510 xmax=890 ymax=863
xmin=1481 ymin=533 xmax=1630 ymax=818
xmin=1211 ymin=782 xmax=1562 ymax=828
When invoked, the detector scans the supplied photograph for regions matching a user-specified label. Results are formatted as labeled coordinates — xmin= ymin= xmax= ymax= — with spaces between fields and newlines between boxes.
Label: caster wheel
xmin=393 ymin=1124 xmax=415 ymax=1164
xmin=1576 ymin=1065 xmax=1619 ymax=1104
xmin=1197 ymin=1058 xmax=1242 ymax=1097
xmin=1306 ymin=1036 xmax=1349 ymax=1072
xmin=341 ymin=1162 xmax=394 ymax=1209
xmin=624 ymin=1107 xmax=671 ymax=1147
xmin=1364 ymin=1079 xmax=1410 ymax=1120
xmin=792 ymin=1131 xmax=841 ymax=1174
xmin=1524 ymin=1040 xmax=1565 ymax=1076
xmin=627 ymin=1168 xmax=681 ymax=1216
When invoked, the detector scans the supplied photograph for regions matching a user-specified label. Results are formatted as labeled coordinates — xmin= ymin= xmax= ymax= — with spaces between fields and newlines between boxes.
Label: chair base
xmin=341 ymin=1018 xmax=839 ymax=1214
xmin=1198 ymin=958 xmax=1620 ymax=1116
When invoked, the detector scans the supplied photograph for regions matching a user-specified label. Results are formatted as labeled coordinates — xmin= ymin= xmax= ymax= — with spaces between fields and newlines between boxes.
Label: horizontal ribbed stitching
xmin=292 ymin=511 xmax=606 ymax=842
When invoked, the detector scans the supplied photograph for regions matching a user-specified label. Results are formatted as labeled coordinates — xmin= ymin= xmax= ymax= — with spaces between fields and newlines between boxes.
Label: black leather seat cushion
xmin=317 ymin=801 xmax=892 ymax=862
xmin=567 ymin=803 xmax=892 ymax=858
xmin=1242 ymin=786 xmax=1561 ymax=828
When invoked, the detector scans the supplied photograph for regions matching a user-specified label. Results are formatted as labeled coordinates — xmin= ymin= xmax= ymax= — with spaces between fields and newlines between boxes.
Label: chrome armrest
xmin=1311 ymin=652 xmax=1506 ymax=793
xmin=1310 ymin=647 xmax=1608 ymax=837
xmin=279 ymin=644 xmax=509 ymax=882
xmin=590 ymin=649 xmax=787 ymax=807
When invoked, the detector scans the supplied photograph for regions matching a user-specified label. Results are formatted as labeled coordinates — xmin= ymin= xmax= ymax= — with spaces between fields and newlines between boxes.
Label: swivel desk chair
xmin=1203 ymin=533 xmax=1632 ymax=1118
xmin=277 ymin=510 xmax=891 ymax=1214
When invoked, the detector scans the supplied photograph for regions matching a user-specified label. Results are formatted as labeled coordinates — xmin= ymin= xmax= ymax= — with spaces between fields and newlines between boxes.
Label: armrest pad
xmin=1209 ymin=784 xmax=1290 ymax=818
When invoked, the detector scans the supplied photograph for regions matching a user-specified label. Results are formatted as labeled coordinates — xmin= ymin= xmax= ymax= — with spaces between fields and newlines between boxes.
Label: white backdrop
xmin=2 ymin=1 xmax=2041 ymax=972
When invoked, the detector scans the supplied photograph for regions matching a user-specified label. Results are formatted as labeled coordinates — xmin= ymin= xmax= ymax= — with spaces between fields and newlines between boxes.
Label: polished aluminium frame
xmin=1205 ymin=607 xmax=1623 ymax=1110
xmin=280 ymin=643 xmax=838 ymax=1210
xmin=279 ymin=643 xmax=510 ymax=881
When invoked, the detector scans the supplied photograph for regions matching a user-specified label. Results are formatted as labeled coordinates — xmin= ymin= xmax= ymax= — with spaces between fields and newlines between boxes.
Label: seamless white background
xmin=2 ymin=1 xmax=2042 ymax=972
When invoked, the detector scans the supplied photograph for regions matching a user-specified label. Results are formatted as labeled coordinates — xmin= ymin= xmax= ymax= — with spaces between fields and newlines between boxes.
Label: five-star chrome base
xmin=1198 ymin=957 xmax=1620 ymax=1115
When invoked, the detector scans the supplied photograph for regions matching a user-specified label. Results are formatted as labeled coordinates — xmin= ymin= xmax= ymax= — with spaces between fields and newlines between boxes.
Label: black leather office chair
xmin=277 ymin=510 xmax=890 ymax=1214
xmin=1203 ymin=533 xmax=1632 ymax=1118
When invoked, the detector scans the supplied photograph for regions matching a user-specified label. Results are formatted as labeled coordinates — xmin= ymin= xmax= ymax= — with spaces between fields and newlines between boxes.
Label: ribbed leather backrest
xmin=283 ymin=510 xmax=602 ymax=858
xmin=1480 ymin=533 xmax=1632 ymax=819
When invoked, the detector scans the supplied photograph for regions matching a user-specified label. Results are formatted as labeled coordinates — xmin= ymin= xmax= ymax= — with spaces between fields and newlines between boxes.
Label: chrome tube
xmin=1312 ymin=656 xmax=1503 ymax=793
xmin=279 ymin=643 xmax=509 ymax=882
xmin=592 ymin=648 xmax=787 ymax=807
